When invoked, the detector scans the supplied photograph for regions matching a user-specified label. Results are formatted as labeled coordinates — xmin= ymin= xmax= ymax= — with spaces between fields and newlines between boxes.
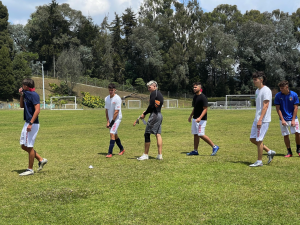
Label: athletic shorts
xmin=279 ymin=119 xmax=300 ymax=136
xmin=145 ymin=113 xmax=163 ymax=134
xmin=250 ymin=121 xmax=269 ymax=142
xmin=20 ymin=122 xmax=40 ymax=148
xmin=191 ymin=119 xmax=207 ymax=136
xmin=110 ymin=119 xmax=121 ymax=134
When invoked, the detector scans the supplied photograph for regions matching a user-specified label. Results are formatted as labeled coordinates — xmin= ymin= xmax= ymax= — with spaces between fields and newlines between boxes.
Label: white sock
xmin=257 ymin=160 xmax=262 ymax=163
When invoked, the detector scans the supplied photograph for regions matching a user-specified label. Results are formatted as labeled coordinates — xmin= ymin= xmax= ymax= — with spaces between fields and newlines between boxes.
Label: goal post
xmin=225 ymin=95 xmax=255 ymax=110
xmin=164 ymin=99 xmax=178 ymax=108
xmin=50 ymin=96 xmax=81 ymax=110
xmin=127 ymin=100 xmax=141 ymax=109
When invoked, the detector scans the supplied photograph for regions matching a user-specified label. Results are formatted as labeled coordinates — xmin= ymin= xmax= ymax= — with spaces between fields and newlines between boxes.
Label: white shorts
xmin=110 ymin=119 xmax=121 ymax=134
xmin=191 ymin=119 xmax=207 ymax=136
xmin=250 ymin=121 xmax=269 ymax=142
xmin=279 ymin=119 xmax=300 ymax=136
xmin=20 ymin=122 xmax=40 ymax=147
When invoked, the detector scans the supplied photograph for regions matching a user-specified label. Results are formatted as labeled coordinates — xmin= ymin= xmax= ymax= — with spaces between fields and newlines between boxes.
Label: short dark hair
xmin=22 ymin=79 xmax=35 ymax=88
xmin=193 ymin=82 xmax=202 ymax=87
xmin=278 ymin=80 xmax=289 ymax=87
xmin=108 ymin=83 xmax=116 ymax=89
xmin=252 ymin=71 xmax=266 ymax=85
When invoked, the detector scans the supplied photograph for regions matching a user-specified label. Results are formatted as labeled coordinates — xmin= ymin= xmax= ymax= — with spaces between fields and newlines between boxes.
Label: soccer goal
xmin=50 ymin=96 xmax=81 ymax=110
xmin=225 ymin=95 xmax=255 ymax=110
xmin=127 ymin=100 xmax=141 ymax=109
xmin=164 ymin=99 xmax=178 ymax=108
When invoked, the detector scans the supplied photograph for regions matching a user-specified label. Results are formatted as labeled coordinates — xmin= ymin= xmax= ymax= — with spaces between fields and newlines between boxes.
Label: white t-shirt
xmin=254 ymin=86 xmax=272 ymax=122
xmin=105 ymin=94 xmax=122 ymax=121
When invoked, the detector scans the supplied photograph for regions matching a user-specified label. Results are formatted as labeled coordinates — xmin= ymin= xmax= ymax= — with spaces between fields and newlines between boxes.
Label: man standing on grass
xmin=105 ymin=83 xmax=125 ymax=158
xmin=249 ymin=71 xmax=276 ymax=167
xmin=274 ymin=80 xmax=300 ymax=157
xmin=187 ymin=82 xmax=219 ymax=156
xmin=137 ymin=80 xmax=164 ymax=160
xmin=19 ymin=79 xmax=47 ymax=176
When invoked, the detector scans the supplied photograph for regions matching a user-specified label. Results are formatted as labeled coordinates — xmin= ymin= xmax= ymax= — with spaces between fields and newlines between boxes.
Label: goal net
xmin=127 ymin=100 xmax=141 ymax=109
xmin=164 ymin=99 xmax=178 ymax=108
xmin=225 ymin=95 xmax=255 ymax=110
xmin=50 ymin=96 xmax=81 ymax=110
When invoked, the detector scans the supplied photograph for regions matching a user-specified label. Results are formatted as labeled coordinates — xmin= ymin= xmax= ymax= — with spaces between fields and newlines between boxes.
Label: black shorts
xmin=145 ymin=113 xmax=163 ymax=134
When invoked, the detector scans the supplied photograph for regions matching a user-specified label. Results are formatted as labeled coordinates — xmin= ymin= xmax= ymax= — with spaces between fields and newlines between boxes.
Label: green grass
xmin=1 ymin=108 xmax=300 ymax=224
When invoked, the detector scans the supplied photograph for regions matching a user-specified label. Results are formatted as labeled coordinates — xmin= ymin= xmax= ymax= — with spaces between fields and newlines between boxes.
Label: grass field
xmin=1 ymin=108 xmax=300 ymax=224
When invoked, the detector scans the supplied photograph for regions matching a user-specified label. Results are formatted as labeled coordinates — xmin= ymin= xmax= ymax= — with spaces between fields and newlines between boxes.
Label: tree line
xmin=1 ymin=0 xmax=300 ymax=100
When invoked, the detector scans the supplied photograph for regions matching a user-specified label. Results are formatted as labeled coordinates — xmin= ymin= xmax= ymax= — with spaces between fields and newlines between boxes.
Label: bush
xmin=81 ymin=92 xmax=105 ymax=108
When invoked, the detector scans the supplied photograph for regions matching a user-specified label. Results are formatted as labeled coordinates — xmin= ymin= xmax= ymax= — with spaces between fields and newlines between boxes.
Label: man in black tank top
xmin=187 ymin=82 xmax=219 ymax=156
xmin=137 ymin=80 xmax=164 ymax=160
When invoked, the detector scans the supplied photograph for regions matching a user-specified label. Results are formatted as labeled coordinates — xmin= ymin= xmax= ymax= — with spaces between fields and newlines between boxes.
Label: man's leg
xmin=194 ymin=134 xmax=200 ymax=150
xmin=106 ymin=133 xmax=116 ymax=157
xmin=199 ymin=135 xmax=214 ymax=147
xmin=21 ymin=145 xmax=43 ymax=162
xmin=155 ymin=134 xmax=162 ymax=155
xmin=250 ymin=138 xmax=271 ymax=152
xmin=27 ymin=147 xmax=35 ymax=169
xmin=284 ymin=135 xmax=293 ymax=156
xmin=137 ymin=133 xmax=150 ymax=160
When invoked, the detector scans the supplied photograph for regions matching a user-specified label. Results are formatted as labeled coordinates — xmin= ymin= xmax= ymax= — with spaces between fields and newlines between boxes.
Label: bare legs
xmin=250 ymin=138 xmax=271 ymax=160
xmin=21 ymin=145 xmax=43 ymax=169
xmin=144 ymin=134 xmax=162 ymax=155
xmin=194 ymin=134 xmax=215 ymax=151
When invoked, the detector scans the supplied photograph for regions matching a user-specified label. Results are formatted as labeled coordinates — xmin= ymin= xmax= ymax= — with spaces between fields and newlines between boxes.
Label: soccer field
xmin=1 ymin=108 xmax=300 ymax=224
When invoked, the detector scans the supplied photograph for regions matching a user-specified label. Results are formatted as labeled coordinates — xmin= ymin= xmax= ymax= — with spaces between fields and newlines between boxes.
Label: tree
xmin=134 ymin=78 xmax=145 ymax=92
xmin=0 ymin=1 xmax=13 ymax=52
xmin=8 ymin=24 xmax=30 ymax=53
xmin=0 ymin=46 xmax=14 ymax=100
xmin=12 ymin=53 xmax=32 ymax=96
xmin=56 ymin=47 xmax=83 ymax=95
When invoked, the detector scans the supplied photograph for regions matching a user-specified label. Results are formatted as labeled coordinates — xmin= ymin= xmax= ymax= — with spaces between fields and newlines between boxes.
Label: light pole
xmin=37 ymin=61 xmax=46 ymax=109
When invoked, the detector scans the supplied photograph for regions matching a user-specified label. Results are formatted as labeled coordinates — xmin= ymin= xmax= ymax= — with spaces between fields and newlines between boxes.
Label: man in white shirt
xmin=105 ymin=83 xmax=125 ymax=158
xmin=249 ymin=71 xmax=276 ymax=167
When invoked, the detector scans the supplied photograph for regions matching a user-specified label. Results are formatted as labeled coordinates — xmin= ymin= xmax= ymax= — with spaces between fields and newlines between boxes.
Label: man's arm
xmin=19 ymin=88 xmax=24 ymax=108
xmin=291 ymin=104 xmax=298 ymax=126
xmin=275 ymin=105 xmax=286 ymax=126
xmin=27 ymin=104 xmax=40 ymax=132
xmin=195 ymin=107 xmax=207 ymax=123
xmin=108 ymin=110 xmax=119 ymax=128
xmin=188 ymin=108 xmax=194 ymax=122
xmin=106 ymin=109 xmax=110 ymax=128
xmin=257 ymin=100 xmax=269 ymax=128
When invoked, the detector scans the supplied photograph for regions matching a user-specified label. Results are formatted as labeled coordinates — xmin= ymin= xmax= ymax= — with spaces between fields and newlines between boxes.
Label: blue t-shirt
xmin=274 ymin=90 xmax=299 ymax=121
xmin=23 ymin=91 xmax=40 ymax=124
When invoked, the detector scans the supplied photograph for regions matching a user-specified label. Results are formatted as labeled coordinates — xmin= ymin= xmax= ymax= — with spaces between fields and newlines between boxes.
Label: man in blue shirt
xmin=19 ymin=79 xmax=48 ymax=176
xmin=274 ymin=80 xmax=300 ymax=157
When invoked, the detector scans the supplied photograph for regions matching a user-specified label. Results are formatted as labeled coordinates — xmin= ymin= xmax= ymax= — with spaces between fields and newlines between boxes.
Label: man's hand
xmin=140 ymin=112 xmax=145 ymax=119
xmin=188 ymin=116 xmax=192 ymax=123
xmin=27 ymin=124 xmax=32 ymax=132
xmin=195 ymin=117 xmax=201 ymax=123
xmin=19 ymin=87 xmax=23 ymax=95
xmin=106 ymin=121 xmax=110 ymax=128
xmin=257 ymin=120 xmax=262 ymax=128
xmin=291 ymin=120 xmax=295 ymax=127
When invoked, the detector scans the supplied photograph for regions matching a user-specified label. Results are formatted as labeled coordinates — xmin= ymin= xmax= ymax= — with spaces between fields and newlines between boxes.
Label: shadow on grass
xmin=97 ymin=153 xmax=116 ymax=156
xmin=263 ymin=153 xmax=285 ymax=156
xmin=181 ymin=152 xmax=211 ymax=157
xmin=126 ymin=156 xmax=157 ymax=160
xmin=229 ymin=161 xmax=253 ymax=166
xmin=11 ymin=169 xmax=27 ymax=174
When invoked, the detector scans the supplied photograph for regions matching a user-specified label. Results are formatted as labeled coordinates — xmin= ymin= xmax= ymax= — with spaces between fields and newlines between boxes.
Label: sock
xmin=296 ymin=145 xmax=300 ymax=152
xmin=194 ymin=149 xmax=198 ymax=152
xmin=257 ymin=160 xmax=262 ymax=163
xmin=115 ymin=138 xmax=124 ymax=151
xmin=27 ymin=168 xmax=33 ymax=172
xmin=108 ymin=140 xmax=115 ymax=154
xmin=287 ymin=148 xmax=292 ymax=154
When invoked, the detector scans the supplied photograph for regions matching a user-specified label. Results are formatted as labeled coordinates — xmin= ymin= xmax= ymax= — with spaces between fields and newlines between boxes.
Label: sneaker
xmin=137 ymin=154 xmax=149 ymax=161
xmin=156 ymin=154 xmax=163 ymax=160
xmin=118 ymin=149 xmax=125 ymax=155
xmin=106 ymin=154 xmax=112 ymax=158
xmin=19 ymin=169 xmax=34 ymax=176
xmin=211 ymin=145 xmax=220 ymax=156
xmin=38 ymin=158 xmax=48 ymax=171
xmin=296 ymin=150 xmax=300 ymax=156
xmin=186 ymin=150 xmax=199 ymax=156
xmin=267 ymin=150 xmax=276 ymax=164
xmin=285 ymin=153 xmax=293 ymax=158
xmin=249 ymin=161 xmax=263 ymax=167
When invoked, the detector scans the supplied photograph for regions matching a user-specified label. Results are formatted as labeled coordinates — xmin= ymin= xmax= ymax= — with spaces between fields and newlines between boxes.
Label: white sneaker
xmin=19 ymin=169 xmax=34 ymax=176
xmin=267 ymin=150 xmax=276 ymax=164
xmin=38 ymin=158 xmax=48 ymax=171
xmin=137 ymin=154 xmax=149 ymax=161
xmin=156 ymin=154 xmax=163 ymax=160
xmin=249 ymin=161 xmax=263 ymax=167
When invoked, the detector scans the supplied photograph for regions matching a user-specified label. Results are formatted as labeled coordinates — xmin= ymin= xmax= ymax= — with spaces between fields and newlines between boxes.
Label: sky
xmin=3 ymin=0 xmax=300 ymax=25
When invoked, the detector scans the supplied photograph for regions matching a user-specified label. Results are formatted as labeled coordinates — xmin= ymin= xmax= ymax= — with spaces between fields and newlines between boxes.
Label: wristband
xmin=109 ymin=120 xmax=115 ymax=127
xmin=29 ymin=122 xmax=33 ymax=125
